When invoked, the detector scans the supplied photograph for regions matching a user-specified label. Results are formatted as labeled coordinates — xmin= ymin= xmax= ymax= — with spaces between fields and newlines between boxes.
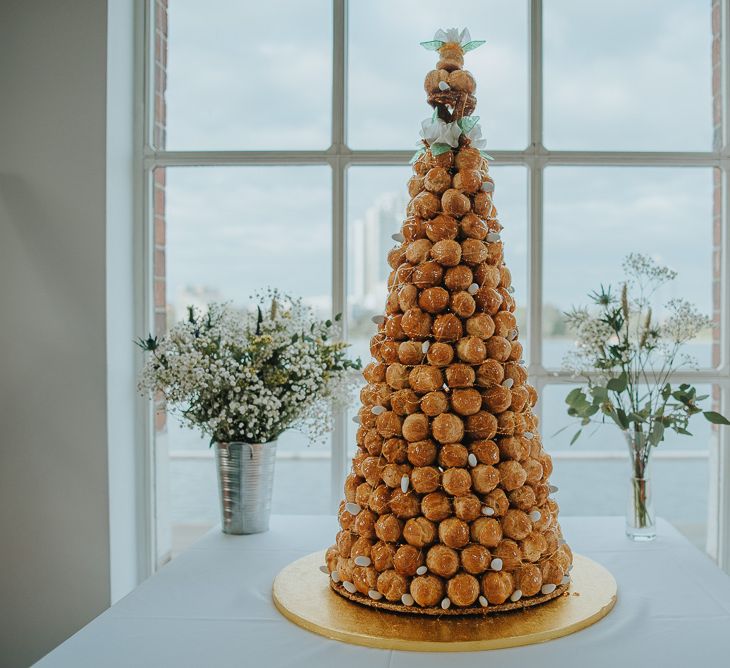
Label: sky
xmin=163 ymin=0 xmax=714 ymax=336
xmin=164 ymin=0 xmax=712 ymax=150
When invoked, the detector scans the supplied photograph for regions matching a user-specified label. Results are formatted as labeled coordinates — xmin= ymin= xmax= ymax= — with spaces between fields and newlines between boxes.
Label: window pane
xmin=544 ymin=0 xmax=712 ymax=150
xmin=347 ymin=165 xmax=411 ymax=363
xmin=493 ymin=167 xmax=528 ymax=361
xmin=159 ymin=166 xmax=333 ymax=542
xmin=348 ymin=1 xmax=528 ymax=149
xmin=347 ymin=165 xmax=527 ymax=361
xmin=540 ymin=382 xmax=713 ymax=550
xmin=542 ymin=167 xmax=715 ymax=369
xmin=165 ymin=166 xmax=332 ymax=313
xmin=164 ymin=0 xmax=332 ymax=149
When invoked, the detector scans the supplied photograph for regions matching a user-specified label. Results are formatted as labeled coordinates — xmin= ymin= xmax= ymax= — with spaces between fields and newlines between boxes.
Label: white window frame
xmin=140 ymin=0 xmax=730 ymax=569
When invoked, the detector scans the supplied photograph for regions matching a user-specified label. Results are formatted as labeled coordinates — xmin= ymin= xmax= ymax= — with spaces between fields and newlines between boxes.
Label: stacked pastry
xmin=324 ymin=29 xmax=573 ymax=614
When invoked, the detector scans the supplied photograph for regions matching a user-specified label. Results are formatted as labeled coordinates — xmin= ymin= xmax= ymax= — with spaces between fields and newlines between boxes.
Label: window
xmin=144 ymin=0 xmax=730 ymax=566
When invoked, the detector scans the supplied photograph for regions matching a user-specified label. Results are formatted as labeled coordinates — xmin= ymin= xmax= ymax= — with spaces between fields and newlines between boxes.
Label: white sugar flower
xmin=464 ymin=121 xmax=487 ymax=149
xmin=420 ymin=117 xmax=445 ymax=143
xmin=434 ymin=27 xmax=471 ymax=45
xmin=435 ymin=121 xmax=462 ymax=147
xmin=419 ymin=118 xmax=462 ymax=148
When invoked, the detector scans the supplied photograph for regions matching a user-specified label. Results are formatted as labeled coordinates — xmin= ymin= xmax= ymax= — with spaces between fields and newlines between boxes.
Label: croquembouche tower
xmin=324 ymin=28 xmax=573 ymax=614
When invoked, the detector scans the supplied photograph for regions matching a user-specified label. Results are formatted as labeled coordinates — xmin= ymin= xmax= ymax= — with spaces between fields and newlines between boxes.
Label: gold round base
xmin=272 ymin=552 xmax=617 ymax=652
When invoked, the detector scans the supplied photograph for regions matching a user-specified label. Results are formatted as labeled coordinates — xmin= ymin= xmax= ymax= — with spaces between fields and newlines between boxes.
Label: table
xmin=36 ymin=516 xmax=730 ymax=667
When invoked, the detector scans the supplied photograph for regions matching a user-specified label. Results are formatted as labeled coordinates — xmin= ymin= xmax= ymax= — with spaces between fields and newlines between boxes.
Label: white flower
xmin=434 ymin=27 xmax=471 ymax=45
xmin=419 ymin=117 xmax=444 ymax=143
xmin=661 ymin=298 xmax=713 ymax=344
xmin=137 ymin=293 xmax=360 ymax=444
xmin=622 ymin=253 xmax=677 ymax=284
xmin=464 ymin=121 xmax=487 ymax=149
xmin=435 ymin=121 xmax=462 ymax=147
xmin=419 ymin=117 xmax=463 ymax=148
xmin=576 ymin=316 xmax=614 ymax=353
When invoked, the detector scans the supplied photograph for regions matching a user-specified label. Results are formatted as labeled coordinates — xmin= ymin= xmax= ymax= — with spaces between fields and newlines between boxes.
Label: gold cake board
xmin=272 ymin=552 xmax=617 ymax=652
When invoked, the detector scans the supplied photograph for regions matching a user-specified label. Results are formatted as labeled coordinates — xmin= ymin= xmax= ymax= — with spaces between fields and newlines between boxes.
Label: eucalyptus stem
xmin=561 ymin=253 xmax=728 ymax=451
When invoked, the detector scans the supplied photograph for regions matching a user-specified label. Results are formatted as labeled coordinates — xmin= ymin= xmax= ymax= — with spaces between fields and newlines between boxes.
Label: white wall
xmin=0 ymin=1 xmax=140 ymax=665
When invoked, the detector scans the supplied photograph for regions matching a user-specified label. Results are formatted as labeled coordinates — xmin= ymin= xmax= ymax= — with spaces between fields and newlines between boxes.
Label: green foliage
xmin=561 ymin=255 xmax=729 ymax=461
xmin=704 ymin=411 xmax=730 ymax=426
xmin=135 ymin=335 xmax=159 ymax=351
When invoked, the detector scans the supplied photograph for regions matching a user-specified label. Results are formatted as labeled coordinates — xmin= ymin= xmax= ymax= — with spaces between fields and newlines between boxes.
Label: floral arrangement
xmin=561 ymin=254 xmax=728 ymax=537
xmin=562 ymin=253 xmax=728 ymax=446
xmin=137 ymin=290 xmax=361 ymax=445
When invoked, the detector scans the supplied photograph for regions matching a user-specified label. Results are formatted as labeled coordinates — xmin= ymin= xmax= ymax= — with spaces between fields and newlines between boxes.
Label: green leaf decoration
xmin=458 ymin=115 xmax=480 ymax=134
xmin=570 ymin=429 xmax=582 ymax=445
xmin=420 ymin=40 xmax=444 ymax=51
xmin=676 ymin=428 xmax=693 ymax=436
xmin=409 ymin=147 xmax=426 ymax=164
xmin=430 ymin=142 xmax=452 ymax=156
xmin=462 ymin=40 xmax=486 ymax=53
xmin=704 ymin=411 xmax=730 ymax=425
xmin=479 ymin=150 xmax=494 ymax=160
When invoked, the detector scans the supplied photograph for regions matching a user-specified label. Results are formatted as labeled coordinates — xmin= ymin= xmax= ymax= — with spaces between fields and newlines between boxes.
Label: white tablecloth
xmin=36 ymin=516 xmax=730 ymax=667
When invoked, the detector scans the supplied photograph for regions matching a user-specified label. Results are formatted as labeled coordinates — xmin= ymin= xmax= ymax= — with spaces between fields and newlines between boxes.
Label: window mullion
xmin=527 ymin=163 xmax=544 ymax=375
xmin=709 ymin=0 xmax=730 ymax=573
xmin=145 ymin=149 xmax=722 ymax=170
xmin=529 ymin=0 xmax=544 ymax=150
xmin=330 ymin=0 xmax=348 ymax=511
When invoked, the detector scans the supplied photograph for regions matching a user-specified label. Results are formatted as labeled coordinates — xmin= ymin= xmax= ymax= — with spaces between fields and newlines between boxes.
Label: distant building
xmin=350 ymin=191 xmax=409 ymax=313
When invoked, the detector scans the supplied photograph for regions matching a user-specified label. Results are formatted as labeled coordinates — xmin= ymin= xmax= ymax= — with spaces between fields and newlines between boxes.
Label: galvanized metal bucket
xmin=215 ymin=441 xmax=277 ymax=534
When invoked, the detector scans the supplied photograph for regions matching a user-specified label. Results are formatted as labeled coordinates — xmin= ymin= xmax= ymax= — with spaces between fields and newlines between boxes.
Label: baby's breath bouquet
xmin=562 ymin=254 xmax=728 ymax=540
xmin=138 ymin=290 xmax=361 ymax=445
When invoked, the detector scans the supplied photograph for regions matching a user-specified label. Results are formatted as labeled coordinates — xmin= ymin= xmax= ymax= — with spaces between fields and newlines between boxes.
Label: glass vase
xmin=624 ymin=430 xmax=656 ymax=541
